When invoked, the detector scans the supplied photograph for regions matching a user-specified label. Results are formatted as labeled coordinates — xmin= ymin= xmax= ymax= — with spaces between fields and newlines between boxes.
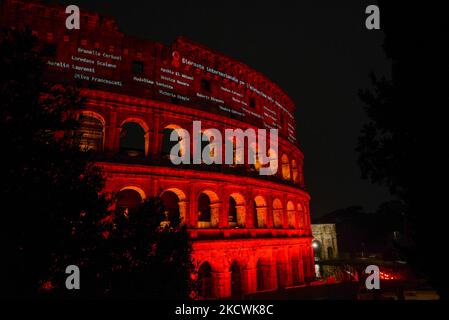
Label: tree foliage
xmin=0 ymin=28 xmax=194 ymax=299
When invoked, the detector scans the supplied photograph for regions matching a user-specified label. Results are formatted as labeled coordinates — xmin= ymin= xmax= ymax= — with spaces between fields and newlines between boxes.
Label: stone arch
xmin=78 ymin=111 xmax=105 ymax=152
xmin=291 ymin=159 xmax=299 ymax=183
xmin=253 ymin=195 xmax=267 ymax=228
xmin=272 ymin=198 xmax=284 ymax=228
xmin=119 ymin=186 xmax=146 ymax=201
xmin=160 ymin=188 xmax=188 ymax=226
xmin=162 ymin=124 xmax=187 ymax=158
xmin=229 ymin=193 xmax=246 ymax=227
xmin=229 ymin=260 xmax=242 ymax=298
xmin=287 ymin=201 xmax=296 ymax=229
xmin=281 ymin=154 xmax=291 ymax=180
xmin=119 ymin=117 xmax=150 ymax=133
xmin=197 ymin=189 xmax=220 ymax=228
xmin=116 ymin=186 xmax=146 ymax=215
xmin=256 ymin=257 xmax=272 ymax=292
xmin=120 ymin=120 xmax=148 ymax=157
xmin=198 ymin=261 xmax=213 ymax=299
xmin=297 ymin=202 xmax=305 ymax=228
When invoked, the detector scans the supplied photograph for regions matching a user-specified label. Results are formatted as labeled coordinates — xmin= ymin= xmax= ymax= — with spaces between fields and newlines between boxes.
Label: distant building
xmin=312 ymin=224 xmax=338 ymax=261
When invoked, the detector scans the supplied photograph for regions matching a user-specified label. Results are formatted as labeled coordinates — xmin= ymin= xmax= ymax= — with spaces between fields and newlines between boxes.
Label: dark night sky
xmin=55 ymin=0 xmax=392 ymax=218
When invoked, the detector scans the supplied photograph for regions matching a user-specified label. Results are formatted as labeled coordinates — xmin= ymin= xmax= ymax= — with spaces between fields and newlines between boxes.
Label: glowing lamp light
xmin=312 ymin=242 xmax=319 ymax=249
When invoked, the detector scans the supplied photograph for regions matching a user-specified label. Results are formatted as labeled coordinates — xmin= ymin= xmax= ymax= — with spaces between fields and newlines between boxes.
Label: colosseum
xmin=1 ymin=0 xmax=315 ymax=299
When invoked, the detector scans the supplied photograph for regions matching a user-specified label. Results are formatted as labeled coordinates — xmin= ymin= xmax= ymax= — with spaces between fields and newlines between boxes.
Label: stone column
xmin=104 ymin=111 xmax=117 ymax=154
xmin=178 ymin=201 xmax=189 ymax=226
xmin=211 ymin=203 xmax=221 ymax=228
xmin=268 ymin=263 xmax=278 ymax=290
xmin=236 ymin=205 xmax=246 ymax=227
xmin=144 ymin=131 xmax=150 ymax=158
xmin=266 ymin=195 xmax=274 ymax=228
xmin=276 ymin=262 xmax=289 ymax=288
xmin=189 ymin=192 xmax=197 ymax=228
xmin=151 ymin=112 xmax=161 ymax=159
xmin=294 ymin=209 xmax=300 ymax=229
xmin=212 ymin=271 xmax=231 ymax=298
xmin=114 ymin=126 xmax=122 ymax=153
xmin=283 ymin=206 xmax=289 ymax=229
xmin=241 ymin=267 xmax=257 ymax=294
xmin=247 ymin=200 xmax=255 ymax=228
xmin=298 ymin=258 xmax=305 ymax=283
xmin=301 ymin=247 xmax=310 ymax=281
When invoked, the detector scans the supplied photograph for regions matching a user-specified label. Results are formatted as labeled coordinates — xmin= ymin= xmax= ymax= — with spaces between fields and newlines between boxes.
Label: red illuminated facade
xmin=1 ymin=0 xmax=315 ymax=298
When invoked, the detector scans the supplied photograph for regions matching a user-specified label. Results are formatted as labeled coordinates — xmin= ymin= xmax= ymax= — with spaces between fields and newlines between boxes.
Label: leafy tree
xmin=0 ymin=28 xmax=195 ymax=299
xmin=93 ymin=197 xmax=196 ymax=299
xmin=0 ymin=27 xmax=110 ymax=298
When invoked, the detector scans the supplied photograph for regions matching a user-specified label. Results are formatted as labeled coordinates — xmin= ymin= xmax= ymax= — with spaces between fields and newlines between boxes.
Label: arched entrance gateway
xmin=78 ymin=112 xmax=105 ymax=152
xmin=198 ymin=262 xmax=212 ymax=299
xmin=160 ymin=188 xmax=188 ymax=226
xmin=253 ymin=196 xmax=268 ymax=228
xmin=287 ymin=201 xmax=296 ymax=228
xmin=229 ymin=193 xmax=246 ymax=227
xmin=273 ymin=199 xmax=284 ymax=228
xmin=115 ymin=187 xmax=144 ymax=216
xmin=197 ymin=190 xmax=220 ymax=228
xmin=120 ymin=121 xmax=147 ymax=157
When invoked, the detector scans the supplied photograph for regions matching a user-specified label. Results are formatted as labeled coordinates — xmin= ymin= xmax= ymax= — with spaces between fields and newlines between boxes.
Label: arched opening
xmin=229 ymin=193 xmax=246 ymax=227
xmin=281 ymin=154 xmax=291 ymax=180
xmin=162 ymin=125 xmax=185 ymax=159
xmin=252 ymin=201 xmax=259 ymax=228
xmin=292 ymin=159 xmax=298 ymax=183
xmin=116 ymin=188 xmax=143 ymax=216
xmin=256 ymin=259 xmax=270 ymax=292
xmin=273 ymin=199 xmax=284 ymax=228
xmin=120 ymin=122 xmax=146 ymax=157
xmin=230 ymin=261 xmax=242 ymax=298
xmin=197 ymin=191 xmax=219 ymax=228
xmin=327 ymin=247 xmax=334 ymax=260
xmin=161 ymin=191 xmax=180 ymax=227
xmin=198 ymin=193 xmax=211 ymax=226
xmin=254 ymin=196 xmax=267 ymax=228
xmin=160 ymin=188 xmax=187 ymax=226
xmin=198 ymin=262 xmax=212 ymax=299
xmin=228 ymin=197 xmax=237 ymax=226
xmin=287 ymin=201 xmax=296 ymax=229
xmin=78 ymin=113 xmax=104 ymax=152
xmin=297 ymin=203 xmax=305 ymax=228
